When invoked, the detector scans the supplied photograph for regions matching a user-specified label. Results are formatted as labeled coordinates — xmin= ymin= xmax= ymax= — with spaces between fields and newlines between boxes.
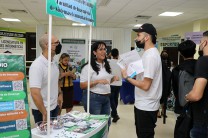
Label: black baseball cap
xmin=133 ymin=23 xmax=157 ymax=37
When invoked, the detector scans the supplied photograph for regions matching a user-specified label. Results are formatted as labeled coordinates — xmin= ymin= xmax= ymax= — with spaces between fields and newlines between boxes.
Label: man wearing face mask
xmin=185 ymin=31 xmax=208 ymax=137
xmin=121 ymin=23 xmax=162 ymax=138
xmin=29 ymin=34 xmax=63 ymax=123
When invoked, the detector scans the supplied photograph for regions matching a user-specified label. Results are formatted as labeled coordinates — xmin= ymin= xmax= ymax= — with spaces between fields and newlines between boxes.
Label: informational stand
xmin=43 ymin=0 xmax=97 ymax=136
xmin=0 ymin=54 xmax=31 ymax=137
xmin=32 ymin=112 xmax=108 ymax=138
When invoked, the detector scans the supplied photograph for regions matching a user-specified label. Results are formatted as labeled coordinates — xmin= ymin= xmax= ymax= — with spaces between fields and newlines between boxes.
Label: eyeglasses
xmin=51 ymin=41 xmax=59 ymax=45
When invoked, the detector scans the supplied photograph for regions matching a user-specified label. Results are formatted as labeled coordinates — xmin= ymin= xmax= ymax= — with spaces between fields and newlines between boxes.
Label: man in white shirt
xmin=108 ymin=48 xmax=122 ymax=123
xmin=121 ymin=23 xmax=162 ymax=138
xmin=29 ymin=34 xmax=63 ymax=123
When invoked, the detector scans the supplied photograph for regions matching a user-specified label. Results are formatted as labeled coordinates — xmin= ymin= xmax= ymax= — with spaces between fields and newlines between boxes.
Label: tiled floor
xmin=30 ymin=101 xmax=175 ymax=138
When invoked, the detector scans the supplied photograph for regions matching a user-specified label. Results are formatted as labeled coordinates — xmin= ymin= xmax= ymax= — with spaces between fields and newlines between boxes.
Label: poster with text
xmin=61 ymin=39 xmax=86 ymax=73
xmin=0 ymin=54 xmax=31 ymax=138
xmin=185 ymin=32 xmax=203 ymax=44
xmin=46 ymin=0 xmax=96 ymax=26
xmin=158 ymin=36 xmax=181 ymax=48
xmin=0 ymin=31 xmax=26 ymax=54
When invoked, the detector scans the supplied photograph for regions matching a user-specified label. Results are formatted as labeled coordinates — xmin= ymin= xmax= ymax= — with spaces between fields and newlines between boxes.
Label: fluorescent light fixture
xmin=159 ymin=12 xmax=183 ymax=17
xmin=2 ymin=18 xmax=21 ymax=22
xmin=134 ymin=24 xmax=142 ymax=27
xmin=72 ymin=23 xmax=86 ymax=26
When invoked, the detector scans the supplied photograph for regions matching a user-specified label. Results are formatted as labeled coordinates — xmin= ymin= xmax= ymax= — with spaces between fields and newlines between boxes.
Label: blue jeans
xmin=190 ymin=124 xmax=208 ymax=138
xmin=32 ymin=105 xmax=59 ymax=123
xmin=110 ymin=86 xmax=120 ymax=118
xmin=82 ymin=91 xmax=111 ymax=126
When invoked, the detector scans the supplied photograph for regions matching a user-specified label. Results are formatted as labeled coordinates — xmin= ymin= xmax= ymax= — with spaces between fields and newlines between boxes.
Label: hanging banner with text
xmin=185 ymin=32 xmax=203 ymax=45
xmin=158 ymin=36 xmax=181 ymax=47
xmin=61 ymin=39 xmax=86 ymax=73
xmin=46 ymin=0 xmax=96 ymax=26
xmin=0 ymin=31 xmax=26 ymax=54
xmin=0 ymin=54 xmax=31 ymax=138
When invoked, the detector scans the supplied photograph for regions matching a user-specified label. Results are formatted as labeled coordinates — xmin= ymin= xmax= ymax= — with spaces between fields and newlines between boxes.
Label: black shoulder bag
xmin=174 ymin=103 xmax=193 ymax=138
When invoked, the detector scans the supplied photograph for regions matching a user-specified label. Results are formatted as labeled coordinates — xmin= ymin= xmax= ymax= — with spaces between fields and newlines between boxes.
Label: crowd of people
xmin=29 ymin=24 xmax=208 ymax=138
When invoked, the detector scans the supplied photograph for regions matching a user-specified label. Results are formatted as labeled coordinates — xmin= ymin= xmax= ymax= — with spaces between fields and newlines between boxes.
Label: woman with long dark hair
xmin=80 ymin=41 xmax=118 ymax=127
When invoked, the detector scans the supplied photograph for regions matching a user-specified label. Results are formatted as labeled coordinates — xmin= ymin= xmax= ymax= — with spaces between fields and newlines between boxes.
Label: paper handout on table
xmin=117 ymin=50 xmax=144 ymax=78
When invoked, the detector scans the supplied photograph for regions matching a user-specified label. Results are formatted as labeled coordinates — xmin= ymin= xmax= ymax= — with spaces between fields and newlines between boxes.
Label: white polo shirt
xmin=80 ymin=63 xmax=113 ymax=94
xmin=108 ymin=59 xmax=122 ymax=86
xmin=135 ymin=47 xmax=162 ymax=111
xmin=29 ymin=54 xmax=59 ymax=110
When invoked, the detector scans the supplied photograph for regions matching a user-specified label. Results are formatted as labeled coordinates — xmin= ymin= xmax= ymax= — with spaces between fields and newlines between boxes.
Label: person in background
xmin=58 ymin=53 xmax=76 ymax=115
xmin=29 ymin=34 xmax=63 ymax=123
xmin=172 ymin=40 xmax=196 ymax=118
xmin=185 ymin=31 xmax=208 ymax=138
xmin=108 ymin=48 xmax=122 ymax=123
xmin=158 ymin=50 xmax=172 ymax=118
xmin=80 ymin=41 xmax=119 ymax=127
xmin=107 ymin=52 xmax=111 ymax=59
xmin=121 ymin=23 xmax=162 ymax=138
xmin=161 ymin=50 xmax=171 ymax=69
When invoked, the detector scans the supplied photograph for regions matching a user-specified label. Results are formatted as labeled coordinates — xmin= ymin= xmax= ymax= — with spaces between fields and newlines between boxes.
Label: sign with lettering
xmin=185 ymin=32 xmax=203 ymax=44
xmin=0 ymin=31 xmax=26 ymax=54
xmin=0 ymin=54 xmax=31 ymax=138
xmin=46 ymin=0 xmax=96 ymax=26
xmin=61 ymin=39 xmax=86 ymax=73
xmin=158 ymin=36 xmax=181 ymax=47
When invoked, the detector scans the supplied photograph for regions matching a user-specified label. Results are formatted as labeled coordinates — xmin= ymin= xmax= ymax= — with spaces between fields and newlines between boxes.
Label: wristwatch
xmin=125 ymin=76 xmax=130 ymax=81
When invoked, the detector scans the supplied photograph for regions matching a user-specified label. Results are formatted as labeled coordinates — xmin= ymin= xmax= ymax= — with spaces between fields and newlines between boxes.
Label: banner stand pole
xmin=47 ymin=14 xmax=52 ymax=136
xmin=87 ymin=25 xmax=92 ymax=113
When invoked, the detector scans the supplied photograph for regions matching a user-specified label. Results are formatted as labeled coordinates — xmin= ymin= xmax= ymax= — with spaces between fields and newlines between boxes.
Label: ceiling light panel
xmin=159 ymin=12 xmax=183 ymax=16
xmin=1 ymin=18 xmax=21 ymax=22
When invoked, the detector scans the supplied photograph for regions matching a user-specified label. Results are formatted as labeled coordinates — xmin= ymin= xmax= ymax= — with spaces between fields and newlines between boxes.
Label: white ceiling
xmin=0 ymin=0 xmax=208 ymax=31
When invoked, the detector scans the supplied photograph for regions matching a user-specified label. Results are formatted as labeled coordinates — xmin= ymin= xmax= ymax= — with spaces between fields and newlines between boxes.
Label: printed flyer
xmin=0 ymin=54 xmax=31 ymax=138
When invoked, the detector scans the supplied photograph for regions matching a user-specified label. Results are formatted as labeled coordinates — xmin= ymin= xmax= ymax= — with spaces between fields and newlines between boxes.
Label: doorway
xmin=163 ymin=47 xmax=178 ymax=67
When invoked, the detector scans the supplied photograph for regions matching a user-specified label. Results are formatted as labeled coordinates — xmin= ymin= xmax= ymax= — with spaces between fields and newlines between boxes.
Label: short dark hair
xmin=178 ymin=40 xmax=196 ymax=58
xmin=203 ymin=31 xmax=208 ymax=37
xmin=111 ymin=48 xmax=119 ymax=57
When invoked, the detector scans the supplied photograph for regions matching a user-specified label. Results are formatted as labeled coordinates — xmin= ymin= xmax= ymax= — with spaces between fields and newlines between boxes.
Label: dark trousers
xmin=134 ymin=106 xmax=157 ymax=138
xmin=32 ymin=105 xmax=59 ymax=123
xmin=190 ymin=124 xmax=208 ymax=138
xmin=110 ymin=86 xmax=121 ymax=117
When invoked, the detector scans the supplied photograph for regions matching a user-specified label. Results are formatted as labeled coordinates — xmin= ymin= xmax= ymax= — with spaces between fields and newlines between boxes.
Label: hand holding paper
xmin=117 ymin=50 xmax=144 ymax=78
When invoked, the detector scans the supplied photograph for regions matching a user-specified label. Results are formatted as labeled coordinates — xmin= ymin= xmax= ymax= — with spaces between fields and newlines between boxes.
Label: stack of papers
xmin=117 ymin=50 xmax=144 ymax=78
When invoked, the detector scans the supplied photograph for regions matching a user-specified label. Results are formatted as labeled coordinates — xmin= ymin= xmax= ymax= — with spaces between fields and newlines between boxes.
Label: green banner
xmin=46 ymin=0 xmax=96 ymax=26
xmin=0 ymin=55 xmax=31 ymax=137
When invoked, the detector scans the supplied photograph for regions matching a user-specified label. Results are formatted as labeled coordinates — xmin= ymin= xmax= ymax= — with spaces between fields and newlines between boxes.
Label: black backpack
xmin=178 ymin=70 xmax=195 ymax=107
xmin=160 ymin=60 xmax=172 ymax=124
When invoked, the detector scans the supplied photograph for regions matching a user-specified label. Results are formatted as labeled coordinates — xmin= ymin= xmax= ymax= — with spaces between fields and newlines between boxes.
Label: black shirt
xmin=192 ymin=56 xmax=208 ymax=125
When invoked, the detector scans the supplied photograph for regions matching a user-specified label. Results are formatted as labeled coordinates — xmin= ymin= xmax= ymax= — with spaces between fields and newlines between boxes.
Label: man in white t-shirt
xmin=29 ymin=34 xmax=63 ymax=123
xmin=108 ymin=48 xmax=122 ymax=123
xmin=121 ymin=23 xmax=162 ymax=138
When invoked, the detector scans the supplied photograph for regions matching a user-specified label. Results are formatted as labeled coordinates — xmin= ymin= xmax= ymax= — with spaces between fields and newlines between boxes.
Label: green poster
xmin=0 ymin=54 xmax=31 ymax=138
xmin=46 ymin=0 xmax=96 ymax=26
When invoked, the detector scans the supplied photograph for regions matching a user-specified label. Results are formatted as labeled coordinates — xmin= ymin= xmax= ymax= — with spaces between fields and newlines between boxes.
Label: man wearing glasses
xmin=29 ymin=34 xmax=63 ymax=123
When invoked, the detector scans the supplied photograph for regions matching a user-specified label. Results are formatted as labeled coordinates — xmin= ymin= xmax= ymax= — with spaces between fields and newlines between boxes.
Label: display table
xmin=119 ymin=79 xmax=135 ymax=104
xmin=32 ymin=112 xmax=108 ymax=138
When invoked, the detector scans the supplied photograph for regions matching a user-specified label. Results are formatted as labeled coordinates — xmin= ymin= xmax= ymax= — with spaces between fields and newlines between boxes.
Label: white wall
xmin=36 ymin=25 xmax=132 ymax=59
